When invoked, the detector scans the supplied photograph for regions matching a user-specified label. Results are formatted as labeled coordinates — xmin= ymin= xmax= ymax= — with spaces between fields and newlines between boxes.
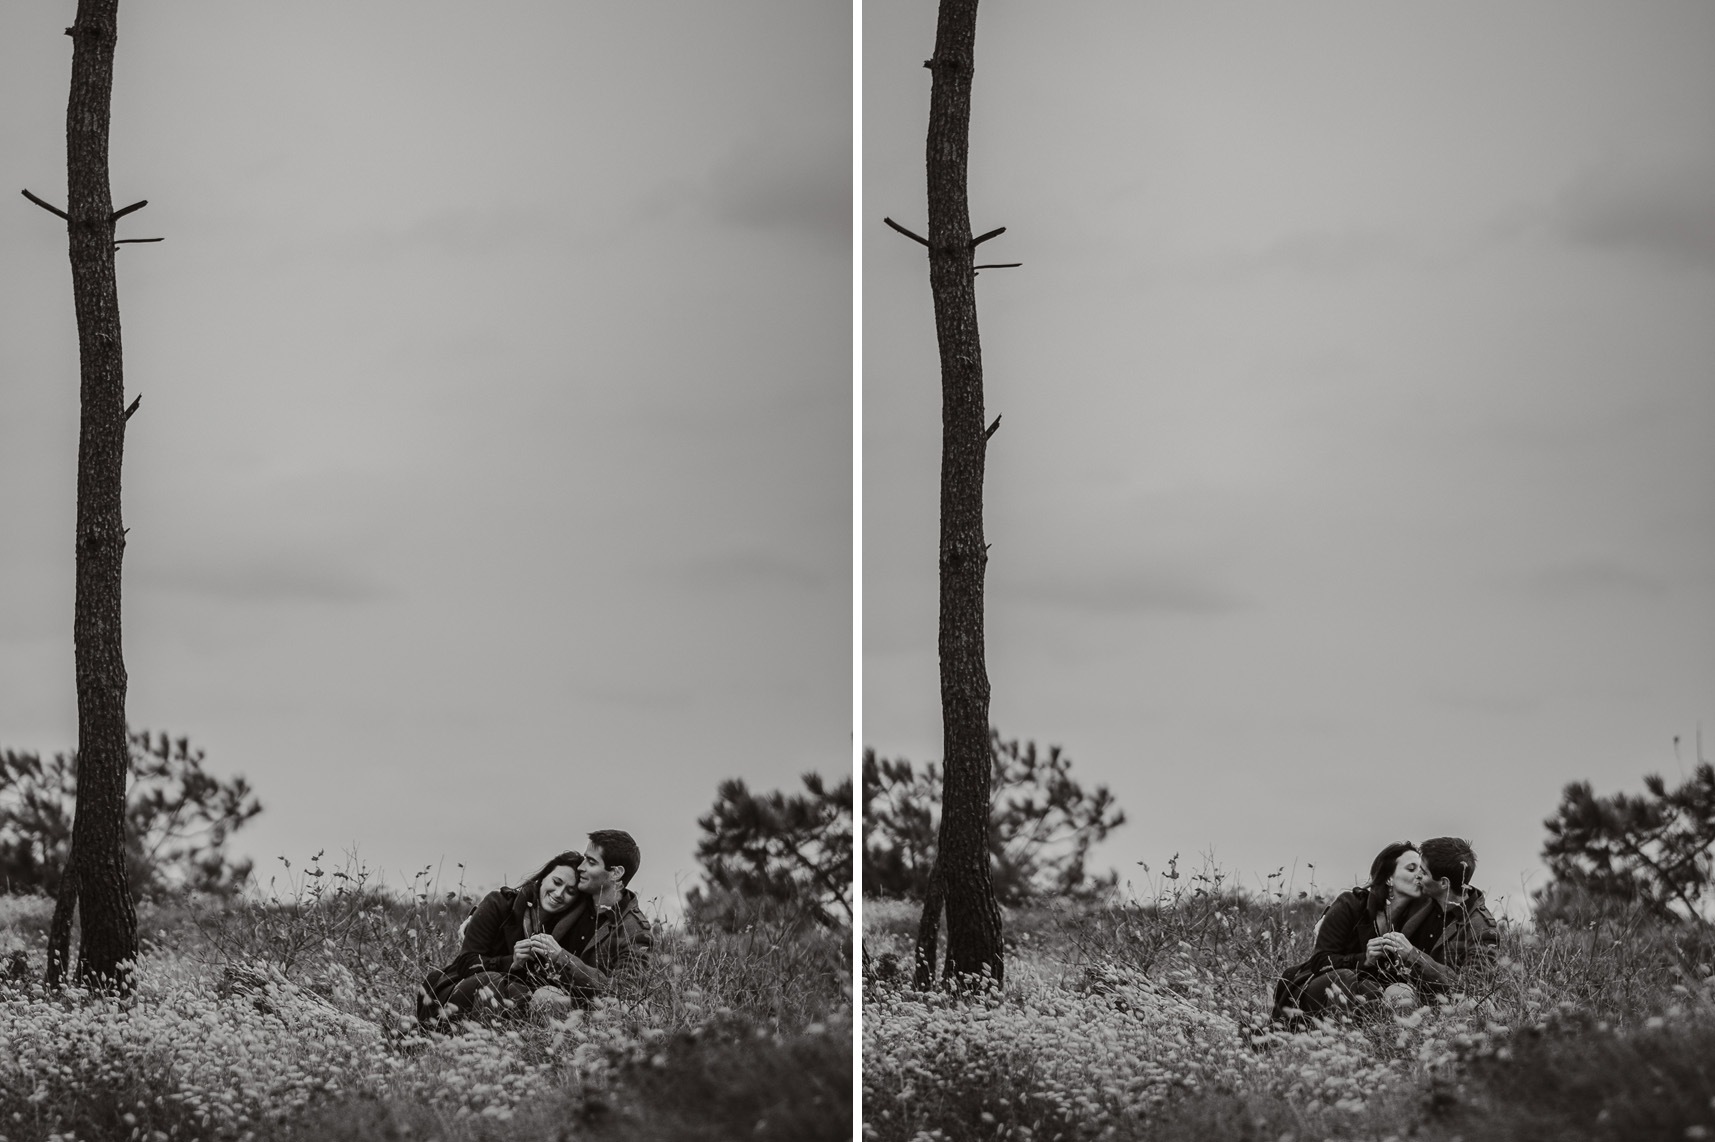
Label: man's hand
xmin=559 ymin=955 xmax=603 ymax=987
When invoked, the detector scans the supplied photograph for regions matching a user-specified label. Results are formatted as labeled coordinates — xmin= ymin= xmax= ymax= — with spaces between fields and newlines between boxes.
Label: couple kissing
xmin=1272 ymin=836 xmax=1500 ymax=1026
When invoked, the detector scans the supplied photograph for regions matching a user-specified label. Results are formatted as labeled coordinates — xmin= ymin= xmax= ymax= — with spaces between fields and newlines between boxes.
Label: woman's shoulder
xmin=1327 ymin=887 xmax=1369 ymax=914
xmin=474 ymin=886 xmax=521 ymax=914
xmin=1309 ymin=886 xmax=1371 ymax=954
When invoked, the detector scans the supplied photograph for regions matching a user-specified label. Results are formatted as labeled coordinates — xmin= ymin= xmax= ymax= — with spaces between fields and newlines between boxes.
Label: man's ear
xmin=610 ymin=866 xmax=626 ymax=886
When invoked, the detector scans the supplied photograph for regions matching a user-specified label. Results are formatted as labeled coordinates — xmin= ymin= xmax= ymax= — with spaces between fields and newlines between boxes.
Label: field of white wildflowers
xmin=862 ymin=865 xmax=1715 ymax=1142
xmin=0 ymin=857 xmax=852 ymax=1142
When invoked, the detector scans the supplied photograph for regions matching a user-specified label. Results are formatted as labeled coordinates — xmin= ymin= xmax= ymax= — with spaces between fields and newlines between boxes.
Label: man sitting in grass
xmin=1411 ymin=835 xmax=1500 ymax=992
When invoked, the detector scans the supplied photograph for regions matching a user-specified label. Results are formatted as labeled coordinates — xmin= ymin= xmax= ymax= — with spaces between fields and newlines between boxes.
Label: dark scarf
xmin=1370 ymin=888 xmax=1434 ymax=937
xmin=1375 ymin=893 xmax=1437 ymax=944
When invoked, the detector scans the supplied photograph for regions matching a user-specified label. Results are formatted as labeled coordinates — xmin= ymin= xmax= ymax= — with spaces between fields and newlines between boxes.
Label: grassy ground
xmin=0 ymin=853 xmax=852 ymax=1142
xmin=862 ymin=864 xmax=1715 ymax=1142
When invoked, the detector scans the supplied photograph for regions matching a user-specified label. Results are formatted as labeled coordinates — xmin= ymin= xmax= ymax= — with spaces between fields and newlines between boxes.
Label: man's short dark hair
xmin=1421 ymin=836 xmax=1477 ymax=893
xmin=588 ymin=829 xmax=640 ymax=887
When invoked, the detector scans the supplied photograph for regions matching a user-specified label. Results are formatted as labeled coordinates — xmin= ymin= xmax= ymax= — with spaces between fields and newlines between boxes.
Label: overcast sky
xmin=0 ymin=1 xmax=850 ymax=912
xmin=865 ymin=1 xmax=1714 ymax=914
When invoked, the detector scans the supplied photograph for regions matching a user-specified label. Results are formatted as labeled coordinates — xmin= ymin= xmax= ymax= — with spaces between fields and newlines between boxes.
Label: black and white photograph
xmin=8 ymin=2 xmax=1715 ymax=1140
xmin=0 ymin=1 xmax=851 ymax=1138
xmin=862 ymin=2 xmax=1715 ymax=1140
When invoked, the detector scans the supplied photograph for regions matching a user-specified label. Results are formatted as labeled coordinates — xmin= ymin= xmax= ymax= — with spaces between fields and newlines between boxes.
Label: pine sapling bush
xmin=689 ymin=772 xmax=852 ymax=932
xmin=1538 ymin=762 xmax=1715 ymax=928
xmin=0 ymin=729 xmax=260 ymax=899
xmin=863 ymin=730 xmax=1126 ymax=904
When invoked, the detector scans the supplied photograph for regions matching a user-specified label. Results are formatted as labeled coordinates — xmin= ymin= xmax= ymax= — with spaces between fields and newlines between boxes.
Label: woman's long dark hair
xmin=523 ymin=850 xmax=585 ymax=908
xmin=1365 ymin=841 xmax=1419 ymax=929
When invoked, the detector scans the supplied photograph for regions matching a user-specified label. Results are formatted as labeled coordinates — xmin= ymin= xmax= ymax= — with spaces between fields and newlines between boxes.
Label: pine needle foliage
xmin=1539 ymin=762 xmax=1715 ymax=927
xmin=863 ymin=730 xmax=1126 ymax=904
xmin=0 ymin=729 xmax=260 ymax=899
xmin=690 ymin=773 xmax=853 ymax=931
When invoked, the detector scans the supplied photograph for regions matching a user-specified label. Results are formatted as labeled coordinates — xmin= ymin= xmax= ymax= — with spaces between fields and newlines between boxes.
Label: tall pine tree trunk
xmin=43 ymin=0 xmax=140 ymax=989
xmin=913 ymin=0 xmax=1004 ymax=988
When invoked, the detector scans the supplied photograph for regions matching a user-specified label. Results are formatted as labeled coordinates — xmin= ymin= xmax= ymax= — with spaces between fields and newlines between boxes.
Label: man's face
xmin=578 ymin=843 xmax=619 ymax=895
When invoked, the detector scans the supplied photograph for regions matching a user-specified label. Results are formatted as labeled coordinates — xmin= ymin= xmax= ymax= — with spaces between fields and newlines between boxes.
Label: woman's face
xmin=1390 ymin=849 xmax=1425 ymax=899
xmin=539 ymin=864 xmax=581 ymax=912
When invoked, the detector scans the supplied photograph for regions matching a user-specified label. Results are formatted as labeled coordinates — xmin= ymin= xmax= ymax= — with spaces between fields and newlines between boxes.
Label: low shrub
xmin=1439 ymin=1006 xmax=1715 ymax=1142
xmin=587 ymin=1012 xmax=852 ymax=1141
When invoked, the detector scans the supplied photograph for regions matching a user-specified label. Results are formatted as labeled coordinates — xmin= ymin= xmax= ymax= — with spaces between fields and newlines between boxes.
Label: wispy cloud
xmin=1250 ymin=229 xmax=1402 ymax=276
xmin=582 ymin=131 xmax=849 ymax=244
xmin=135 ymin=556 xmax=390 ymax=605
xmin=1556 ymin=158 xmax=1715 ymax=269
xmin=315 ymin=203 xmax=582 ymax=263
xmin=1187 ymin=228 xmax=1409 ymax=284
xmin=704 ymin=130 xmax=850 ymax=245
xmin=1523 ymin=558 xmax=1669 ymax=601
xmin=1002 ymin=566 xmax=1246 ymax=616
xmin=648 ymin=548 xmax=831 ymax=593
xmin=570 ymin=678 xmax=693 ymax=711
xmin=1423 ymin=686 xmax=1542 ymax=718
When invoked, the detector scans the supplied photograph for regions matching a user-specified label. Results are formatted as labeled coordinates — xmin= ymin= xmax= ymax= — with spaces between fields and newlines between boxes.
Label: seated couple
xmin=1271 ymin=836 xmax=1499 ymax=1026
xmin=416 ymin=830 xmax=652 ymax=1025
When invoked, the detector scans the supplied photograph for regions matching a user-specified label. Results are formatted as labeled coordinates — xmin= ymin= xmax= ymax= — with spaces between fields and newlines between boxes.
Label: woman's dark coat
xmin=1271 ymin=886 xmax=1442 ymax=1022
xmin=1306 ymin=886 xmax=1442 ymax=980
xmin=452 ymin=885 xmax=555 ymax=973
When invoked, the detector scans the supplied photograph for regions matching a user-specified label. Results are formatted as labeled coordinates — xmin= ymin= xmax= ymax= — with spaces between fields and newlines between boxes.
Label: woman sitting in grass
xmin=416 ymin=848 xmax=591 ymax=1024
xmin=1271 ymin=841 xmax=1442 ymax=1024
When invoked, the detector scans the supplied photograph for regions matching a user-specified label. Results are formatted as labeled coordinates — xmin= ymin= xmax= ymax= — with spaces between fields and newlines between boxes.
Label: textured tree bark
xmin=43 ymin=0 xmax=140 ymax=990
xmin=911 ymin=855 xmax=946 ymax=988
xmin=913 ymin=0 xmax=1005 ymax=988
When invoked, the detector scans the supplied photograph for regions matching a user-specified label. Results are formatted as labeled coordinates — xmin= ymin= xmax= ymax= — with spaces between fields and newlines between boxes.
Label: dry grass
xmin=862 ymin=859 xmax=1715 ymax=1142
xmin=0 ymin=851 xmax=851 ymax=1142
